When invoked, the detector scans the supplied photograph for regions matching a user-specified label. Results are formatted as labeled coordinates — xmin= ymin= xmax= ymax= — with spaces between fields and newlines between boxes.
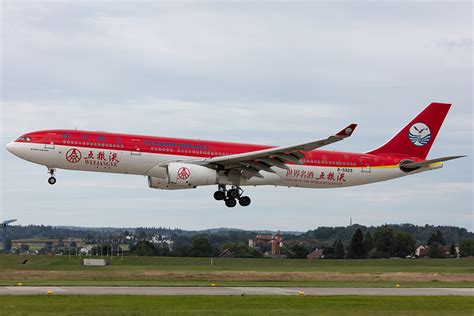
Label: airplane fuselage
xmin=6 ymin=102 xmax=461 ymax=208
xmin=6 ymin=129 xmax=439 ymax=189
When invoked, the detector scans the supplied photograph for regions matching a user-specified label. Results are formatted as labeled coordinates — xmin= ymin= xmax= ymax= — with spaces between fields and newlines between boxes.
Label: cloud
xmin=437 ymin=38 xmax=473 ymax=49
xmin=2 ymin=2 xmax=472 ymax=103
xmin=347 ymin=181 xmax=473 ymax=204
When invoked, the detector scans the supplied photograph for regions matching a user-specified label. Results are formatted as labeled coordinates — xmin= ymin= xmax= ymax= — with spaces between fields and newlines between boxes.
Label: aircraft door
xmin=360 ymin=157 xmax=371 ymax=173
xmin=44 ymin=133 xmax=56 ymax=150
xmin=130 ymin=139 xmax=141 ymax=156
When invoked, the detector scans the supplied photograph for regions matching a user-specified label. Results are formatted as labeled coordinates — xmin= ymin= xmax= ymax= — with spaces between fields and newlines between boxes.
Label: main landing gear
xmin=47 ymin=168 xmax=56 ymax=185
xmin=213 ymin=185 xmax=251 ymax=208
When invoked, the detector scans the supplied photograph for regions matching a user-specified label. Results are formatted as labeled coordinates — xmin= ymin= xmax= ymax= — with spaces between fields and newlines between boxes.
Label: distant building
xmin=271 ymin=231 xmax=282 ymax=256
xmin=415 ymin=245 xmax=428 ymax=257
xmin=254 ymin=234 xmax=273 ymax=247
xmin=150 ymin=235 xmax=174 ymax=250
xmin=439 ymin=245 xmax=453 ymax=256
xmin=79 ymin=245 xmax=93 ymax=255
xmin=307 ymin=248 xmax=324 ymax=259
xmin=218 ymin=248 xmax=234 ymax=258
xmin=416 ymin=245 xmax=454 ymax=258
xmin=248 ymin=239 xmax=254 ymax=248
xmin=248 ymin=231 xmax=284 ymax=257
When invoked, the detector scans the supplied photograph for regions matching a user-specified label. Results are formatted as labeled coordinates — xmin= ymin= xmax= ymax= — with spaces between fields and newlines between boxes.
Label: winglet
xmin=336 ymin=124 xmax=357 ymax=138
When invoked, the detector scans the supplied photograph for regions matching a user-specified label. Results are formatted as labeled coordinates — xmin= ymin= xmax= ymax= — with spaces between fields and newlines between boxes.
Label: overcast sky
xmin=1 ymin=1 xmax=472 ymax=231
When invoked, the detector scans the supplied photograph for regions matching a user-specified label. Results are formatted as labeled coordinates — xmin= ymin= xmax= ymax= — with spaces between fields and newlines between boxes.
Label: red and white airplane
xmin=6 ymin=102 xmax=464 ymax=207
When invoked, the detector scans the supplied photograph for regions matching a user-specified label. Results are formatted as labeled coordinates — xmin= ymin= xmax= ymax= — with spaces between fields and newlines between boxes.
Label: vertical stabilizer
xmin=367 ymin=102 xmax=451 ymax=159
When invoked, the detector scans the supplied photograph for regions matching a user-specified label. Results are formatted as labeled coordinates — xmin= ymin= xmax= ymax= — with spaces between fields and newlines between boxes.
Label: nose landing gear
xmin=47 ymin=168 xmax=56 ymax=185
xmin=213 ymin=185 xmax=251 ymax=207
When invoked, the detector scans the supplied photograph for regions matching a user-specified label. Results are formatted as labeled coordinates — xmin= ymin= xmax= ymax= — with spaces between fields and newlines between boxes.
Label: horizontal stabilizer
xmin=400 ymin=155 xmax=466 ymax=170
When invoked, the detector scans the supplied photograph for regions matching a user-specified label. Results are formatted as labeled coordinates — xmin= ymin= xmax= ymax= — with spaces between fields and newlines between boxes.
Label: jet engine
xmin=147 ymin=163 xmax=218 ymax=190
xmin=167 ymin=163 xmax=218 ymax=186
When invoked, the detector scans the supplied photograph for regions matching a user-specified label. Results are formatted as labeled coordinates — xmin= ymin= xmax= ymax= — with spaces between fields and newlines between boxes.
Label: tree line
xmin=299 ymin=224 xmax=472 ymax=245
xmin=124 ymin=226 xmax=473 ymax=259
xmin=4 ymin=223 xmax=473 ymax=259
xmin=7 ymin=223 xmax=472 ymax=245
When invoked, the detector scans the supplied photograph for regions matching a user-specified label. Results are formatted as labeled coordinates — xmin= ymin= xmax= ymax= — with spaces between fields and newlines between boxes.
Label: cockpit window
xmin=17 ymin=136 xmax=31 ymax=142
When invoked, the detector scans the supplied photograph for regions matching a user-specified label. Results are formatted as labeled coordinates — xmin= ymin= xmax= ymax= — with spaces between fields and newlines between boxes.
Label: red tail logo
xmin=368 ymin=102 xmax=451 ymax=159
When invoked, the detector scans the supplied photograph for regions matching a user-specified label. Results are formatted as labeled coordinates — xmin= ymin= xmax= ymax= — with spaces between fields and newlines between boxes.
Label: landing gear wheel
xmin=239 ymin=196 xmax=251 ymax=207
xmin=214 ymin=191 xmax=226 ymax=201
xmin=47 ymin=168 xmax=56 ymax=185
xmin=227 ymin=189 xmax=239 ymax=199
xmin=225 ymin=198 xmax=237 ymax=208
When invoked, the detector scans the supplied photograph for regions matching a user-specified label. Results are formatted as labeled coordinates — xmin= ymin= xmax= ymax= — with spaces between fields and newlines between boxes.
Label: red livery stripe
xmin=14 ymin=129 xmax=417 ymax=167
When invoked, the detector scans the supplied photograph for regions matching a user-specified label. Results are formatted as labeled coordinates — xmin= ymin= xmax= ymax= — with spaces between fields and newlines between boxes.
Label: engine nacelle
xmin=148 ymin=176 xmax=194 ymax=190
xmin=167 ymin=163 xmax=218 ymax=187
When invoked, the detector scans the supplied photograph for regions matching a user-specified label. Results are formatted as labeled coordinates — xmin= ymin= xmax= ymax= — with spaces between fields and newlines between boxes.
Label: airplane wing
xmin=194 ymin=124 xmax=357 ymax=179
xmin=400 ymin=155 xmax=466 ymax=170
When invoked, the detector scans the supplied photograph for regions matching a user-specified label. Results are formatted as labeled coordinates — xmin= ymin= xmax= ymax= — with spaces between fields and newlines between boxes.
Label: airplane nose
xmin=6 ymin=141 xmax=28 ymax=160
xmin=6 ymin=141 xmax=21 ymax=157
xmin=6 ymin=141 xmax=14 ymax=153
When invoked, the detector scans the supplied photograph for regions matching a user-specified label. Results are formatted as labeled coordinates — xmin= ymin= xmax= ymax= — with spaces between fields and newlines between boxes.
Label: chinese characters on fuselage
xmin=285 ymin=168 xmax=346 ymax=184
xmin=84 ymin=150 xmax=120 ymax=168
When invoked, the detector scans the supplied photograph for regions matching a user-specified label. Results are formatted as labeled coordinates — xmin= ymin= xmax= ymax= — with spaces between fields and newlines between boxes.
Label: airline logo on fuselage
xmin=408 ymin=122 xmax=431 ymax=147
xmin=65 ymin=148 xmax=121 ymax=168
xmin=66 ymin=148 xmax=82 ymax=163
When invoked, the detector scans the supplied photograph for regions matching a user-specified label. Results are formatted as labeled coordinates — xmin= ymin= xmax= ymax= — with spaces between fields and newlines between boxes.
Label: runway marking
xmin=226 ymin=287 xmax=296 ymax=296
xmin=0 ymin=287 xmax=472 ymax=296
xmin=5 ymin=287 xmax=67 ymax=294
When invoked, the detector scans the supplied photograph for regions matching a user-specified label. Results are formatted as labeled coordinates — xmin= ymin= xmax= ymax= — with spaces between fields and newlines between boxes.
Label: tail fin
xmin=367 ymin=102 xmax=451 ymax=159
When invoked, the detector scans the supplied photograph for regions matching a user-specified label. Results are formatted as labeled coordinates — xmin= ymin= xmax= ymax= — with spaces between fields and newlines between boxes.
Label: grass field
xmin=0 ymin=255 xmax=472 ymax=287
xmin=2 ymin=255 xmax=473 ymax=272
xmin=1 ymin=295 xmax=473 ymax=315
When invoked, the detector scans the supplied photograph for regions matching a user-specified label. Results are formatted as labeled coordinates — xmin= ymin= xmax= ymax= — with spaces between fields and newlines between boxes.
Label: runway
xmin=0 ymin=286 xmax=472 ymax=296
